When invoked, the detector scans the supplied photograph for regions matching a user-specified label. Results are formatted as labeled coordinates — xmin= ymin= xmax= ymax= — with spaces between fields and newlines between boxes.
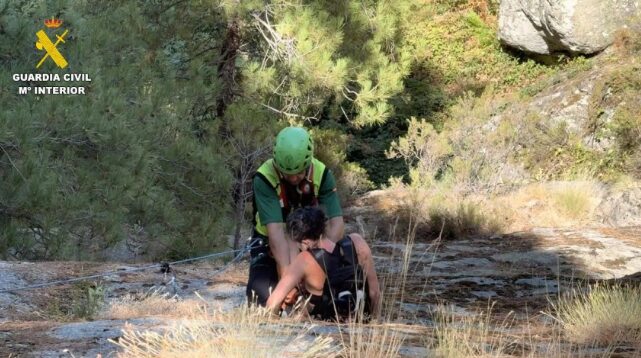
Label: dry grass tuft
xmin=364 ymin=179 xmax=607 ymax=238
xmin=551 ymin=284 xmax=641 ymax=345
xmin=431 ymin=304 xmax=512 ymax=358
xmin=103 ymin=290 xmax=206 ymax=320
xmin=494 ymin=181 xmax=602 ymax=230
xmin=613 ymin=23 xmax=641 ymax=56
xmin=426 ymin=200 xmax=503 ymax=240
xmin=377 ymin=185 xmax=504 ymax=240
xmin=111 ymin=304 xmax=339 ymax=358
xmin=552 ymin=182 xmax=600 ymax=220
xmin=340 ymin=321 xmax=406 ymax=358
xmin=106 ymin=289 xmax=405 ymax=357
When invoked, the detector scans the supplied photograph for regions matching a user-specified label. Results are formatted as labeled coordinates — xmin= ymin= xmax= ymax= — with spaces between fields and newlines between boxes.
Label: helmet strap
xmin=305 ymin=162 xmax=313 ymax=181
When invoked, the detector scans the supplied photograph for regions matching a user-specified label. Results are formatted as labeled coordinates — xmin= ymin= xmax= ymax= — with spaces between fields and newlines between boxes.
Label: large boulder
xmin=499 ymin=0 xmax=640 ymax=55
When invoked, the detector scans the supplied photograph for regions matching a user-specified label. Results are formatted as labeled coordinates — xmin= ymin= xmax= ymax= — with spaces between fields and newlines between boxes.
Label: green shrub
xmin=312 ymin=127 xmax=374 ymax=203
xmin=0 ymin=1 xmax=233 ymax=260
xmin=42 ymin=281 xmax=106 ymax=321
xmin=403 ymin=3 xmax=554 ymax=93
xmin=553 ymin=186 xmax=592 ymax=220
xmin=72 ymin=282 xmax=106 ymax=320
xmin=586 ymin=64 xmax=641 ymax=178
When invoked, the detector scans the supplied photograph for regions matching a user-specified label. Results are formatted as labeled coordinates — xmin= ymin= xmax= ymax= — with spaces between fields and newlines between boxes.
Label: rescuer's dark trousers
xmin=246 ymin=232 xmax=278 ymax=306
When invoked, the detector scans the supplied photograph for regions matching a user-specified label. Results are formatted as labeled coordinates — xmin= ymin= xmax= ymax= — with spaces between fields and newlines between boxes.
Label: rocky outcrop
xmin=597 ymin=186 xmax=641 ymax=227
xmin=499 ymin=0 xmax=641 ymax=55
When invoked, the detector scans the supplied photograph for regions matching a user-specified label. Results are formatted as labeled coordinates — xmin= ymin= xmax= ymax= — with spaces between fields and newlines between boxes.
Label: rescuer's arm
xmin=317 ymin=169 xmax=344 ymax=242
xmin=266 ymin=222 xmax=298 ymax=276
xmin=325 ymin=216 xmax=345 ymax=243
xmin=266 ymin=252 xmax=308 ymax=315
xmin=253 ymin=176 xmax=298 ymax=276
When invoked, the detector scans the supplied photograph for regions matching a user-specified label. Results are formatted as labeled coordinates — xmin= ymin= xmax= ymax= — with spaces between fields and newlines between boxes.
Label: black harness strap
xmin=336 ymin=236 xmax=358 ymax=266
xmin=309 ymin=236 xmax=369 ymax=320
xmin=311 ymin=236 xmax=355 ymax=273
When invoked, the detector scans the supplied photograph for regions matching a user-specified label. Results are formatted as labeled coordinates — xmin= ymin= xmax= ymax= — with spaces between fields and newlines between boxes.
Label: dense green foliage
xmin=1 ymin=0 xmax=638 ymax=259
xmin=220 ymin=0 xmax=413 ymax=126
xmin=0 ymin=1 xmax=234 ymax=259
xmin=0 ymin=0 xmax=421 ymax=259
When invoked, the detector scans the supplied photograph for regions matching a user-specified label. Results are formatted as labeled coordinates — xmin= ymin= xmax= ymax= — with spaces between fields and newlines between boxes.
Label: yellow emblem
xmin=35 ymin=18 xmax=68 ymax=69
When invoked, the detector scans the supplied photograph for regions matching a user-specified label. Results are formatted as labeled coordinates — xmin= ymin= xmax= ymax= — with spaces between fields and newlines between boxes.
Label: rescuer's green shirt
xmin=253 ymin=168 xmax=342 ymax=227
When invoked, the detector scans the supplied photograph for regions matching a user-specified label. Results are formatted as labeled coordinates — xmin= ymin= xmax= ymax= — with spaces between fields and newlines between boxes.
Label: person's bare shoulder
xmin=348 ymin=233 xmax=372 ymax=259
xmin=295 ymin=250 xmax=319 ymax=271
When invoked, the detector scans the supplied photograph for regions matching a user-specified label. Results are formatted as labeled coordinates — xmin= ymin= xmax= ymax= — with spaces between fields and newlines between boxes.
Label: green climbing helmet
xmin=273 ymin=127 xmax=314 ymax=175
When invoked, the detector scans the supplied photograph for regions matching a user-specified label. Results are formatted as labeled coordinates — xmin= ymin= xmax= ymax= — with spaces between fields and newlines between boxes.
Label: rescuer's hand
xmin=282 ymin=286 xmax=299 ymax=307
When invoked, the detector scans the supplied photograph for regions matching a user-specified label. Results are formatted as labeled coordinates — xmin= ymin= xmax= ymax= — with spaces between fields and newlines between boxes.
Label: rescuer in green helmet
xmin=247 ymin=126 xmax=344 ymax=306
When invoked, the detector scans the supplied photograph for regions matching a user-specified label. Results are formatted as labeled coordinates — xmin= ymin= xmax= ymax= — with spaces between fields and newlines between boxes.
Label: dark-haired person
xmin=265 ymin=207 xmax=381 ymax=320
xmin=247 ymin=127 xmax=345 ymax=306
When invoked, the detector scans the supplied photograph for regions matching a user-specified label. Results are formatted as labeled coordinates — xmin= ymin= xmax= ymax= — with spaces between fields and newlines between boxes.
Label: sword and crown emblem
xmin=44 ymin=17 xmax=63 ymax=28
xmin=36 ymin=17 xmax=68 ymax=69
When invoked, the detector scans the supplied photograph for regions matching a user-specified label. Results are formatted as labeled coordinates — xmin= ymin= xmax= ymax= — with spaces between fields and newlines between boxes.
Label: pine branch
xmin=158 ymin=0 xmax=189 ymax=15
xmin=0 ymin=144 xmax=26 ymax=182
xmin=252 ymin=11 xmax=298 ymax=64
xmin=259 ymin=103 xmax=317 ymax=121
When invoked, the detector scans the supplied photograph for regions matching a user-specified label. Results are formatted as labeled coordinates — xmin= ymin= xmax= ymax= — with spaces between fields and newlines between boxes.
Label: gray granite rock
xmin=499 ymin=0 xmax=641 ymax=55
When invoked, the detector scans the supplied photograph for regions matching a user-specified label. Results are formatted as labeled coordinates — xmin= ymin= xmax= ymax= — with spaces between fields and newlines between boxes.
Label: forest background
xmin=1 ymin=0 xmax=639 ymax=261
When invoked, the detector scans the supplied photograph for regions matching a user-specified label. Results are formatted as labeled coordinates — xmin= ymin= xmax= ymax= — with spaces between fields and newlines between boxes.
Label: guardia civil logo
xmin=11 ymin=16 xmax=92 ymax=96
xmin=36 ymin=17 xmax=68 ymax=69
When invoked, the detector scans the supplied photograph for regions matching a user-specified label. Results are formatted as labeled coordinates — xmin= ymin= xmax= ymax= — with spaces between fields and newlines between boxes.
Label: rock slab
xmin=499 ymin=0 xmax=641 ymax=55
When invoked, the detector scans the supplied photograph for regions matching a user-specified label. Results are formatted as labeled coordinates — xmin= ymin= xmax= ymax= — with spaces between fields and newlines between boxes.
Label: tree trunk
xmin=216 ymin=19 xmax=240 ymax=119
xmin=232 ymin=179 xmax=245 ymax=250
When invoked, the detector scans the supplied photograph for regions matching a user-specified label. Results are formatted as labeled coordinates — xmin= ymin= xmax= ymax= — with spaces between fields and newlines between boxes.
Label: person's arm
xmin=266 ymin=223 xmax=298 ymax=277
xmin=317 ymin=169 xmax=344 ymax=242
xmin=350 ymin=233 xmax=381 ymax=319
xmin=325 ymin=216 xmax=345 ymax=243
xmin=253 ymin=176 xmax=298 ymax=276
xmin=266 ymin=252 xmax=308 ymax=315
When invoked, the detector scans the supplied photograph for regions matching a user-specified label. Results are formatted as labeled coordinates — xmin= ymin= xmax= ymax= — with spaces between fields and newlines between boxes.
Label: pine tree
xmin=0 ymin=1 xmax=234 ymax=259
xmin=220 ymin=0 xmax=414 ymax=126
xmin=0 ymin=0 xmax=423 ymax=260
